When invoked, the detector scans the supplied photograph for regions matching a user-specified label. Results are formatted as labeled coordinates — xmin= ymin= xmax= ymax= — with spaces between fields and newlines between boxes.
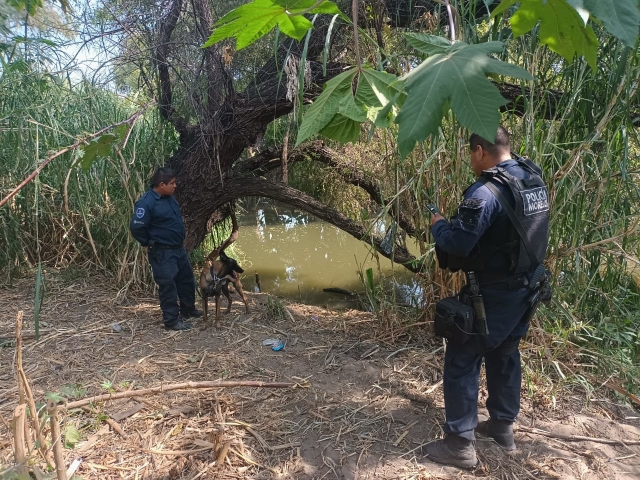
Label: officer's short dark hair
xmin=469 ymin=126 xmax=511 ymax=156
xmin=152 ymin=167 xmax=175 ymax=187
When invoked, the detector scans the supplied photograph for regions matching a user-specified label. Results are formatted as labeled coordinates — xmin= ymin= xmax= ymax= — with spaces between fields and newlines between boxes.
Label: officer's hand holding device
xmin=427 ymin=204 xmax=445 ymax=217
xmin=427 ymin=204 xmax=448 ymax=226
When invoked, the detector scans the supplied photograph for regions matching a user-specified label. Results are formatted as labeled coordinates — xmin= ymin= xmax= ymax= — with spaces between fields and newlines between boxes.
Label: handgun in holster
xmin=467 ymin=271 xmax=489 ymax=336
xmin=521 ymin=265 xmax=553 ymax=325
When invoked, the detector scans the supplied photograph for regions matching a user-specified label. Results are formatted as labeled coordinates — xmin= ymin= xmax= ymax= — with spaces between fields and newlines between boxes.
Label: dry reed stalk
xmin=15 ymin=312 xmax=25 ymax=405
xmin=47 ymin=400 xmax=67 ymax=480
xmin=216 ymin=440 xmax=232 ymax=466
xmin=15 ymin=311 xmax=54 ymax=467
xmin=65 ymin=380 xmax=298 ymax=409
xmin=210 ymin=425 xmax=224 ymax=457
xmin=13 ymin=404 xmax=28 ymax=477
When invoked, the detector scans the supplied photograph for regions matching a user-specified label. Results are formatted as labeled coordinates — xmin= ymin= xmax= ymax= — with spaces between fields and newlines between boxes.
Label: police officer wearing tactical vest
xmin=424 ymin=126 xmax=551 ymax=468
xmin=129 ymin=167 xmax=202 ymax=331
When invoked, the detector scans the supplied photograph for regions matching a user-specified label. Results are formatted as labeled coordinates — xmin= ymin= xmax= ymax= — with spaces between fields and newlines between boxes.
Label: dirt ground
xmin=1 ymin=274 xmax=640 ymax=480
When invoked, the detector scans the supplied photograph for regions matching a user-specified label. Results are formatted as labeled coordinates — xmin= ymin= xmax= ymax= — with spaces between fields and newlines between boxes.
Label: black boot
xmin=164 ymin=320 xmax=192 ymax=331
xmin=476 ymin=419 xmax=515 ymax=451
xmin=422 ymin=434 xmax=477 ymax=469
xmin=181 ymin=309 xmax=203 ymax=319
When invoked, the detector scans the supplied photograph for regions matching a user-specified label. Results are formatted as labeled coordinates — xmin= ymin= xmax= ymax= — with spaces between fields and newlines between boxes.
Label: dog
xmin=199 ymin=250 xmax=249 ymax=329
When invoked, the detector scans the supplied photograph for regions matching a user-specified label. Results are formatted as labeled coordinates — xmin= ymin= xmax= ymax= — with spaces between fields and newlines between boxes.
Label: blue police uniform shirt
xmin=431 ymin=160 xmax=526 ymax=257
xmin=129 ymin=189 xmax=186 ymax=247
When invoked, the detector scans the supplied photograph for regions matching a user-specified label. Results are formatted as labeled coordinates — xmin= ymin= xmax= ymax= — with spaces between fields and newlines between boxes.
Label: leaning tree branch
xmin=0 ymin=105 xmax=152 ymax=210
xmin=495 ymin=81 xmax=562 ymax=120
xmin=204 ymin=207 xmax=240 ymax=263
xmin=233 ymin=141 xmax=421 ymax=239
xmin=216 ymin=177 xmax=422 ymax=272
xmin=301 ymin=143 xmax=420 ymax=238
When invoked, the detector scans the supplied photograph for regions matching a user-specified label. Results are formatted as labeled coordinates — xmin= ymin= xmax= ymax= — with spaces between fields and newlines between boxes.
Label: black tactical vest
xmin=441 ymin=157 xmax=550 ymax=275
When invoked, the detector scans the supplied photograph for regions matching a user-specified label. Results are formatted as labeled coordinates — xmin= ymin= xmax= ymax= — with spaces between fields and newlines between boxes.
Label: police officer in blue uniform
xmin=424 ymin=127 xmax=550 ymax=468
xmin=129 ymin=167 xmax=202 ymax=331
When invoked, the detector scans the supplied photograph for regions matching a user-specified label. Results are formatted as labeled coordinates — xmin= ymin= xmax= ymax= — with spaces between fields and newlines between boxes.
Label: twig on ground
xmin=65 ymin=380 xmax=300 ymax=408
xmin=81 ymin=406 xmax=127 ymax=438
xmin=519 ymin=425 xmax=640 ymax=446
xmin=141 ymin=446 xmax=214 ymax=455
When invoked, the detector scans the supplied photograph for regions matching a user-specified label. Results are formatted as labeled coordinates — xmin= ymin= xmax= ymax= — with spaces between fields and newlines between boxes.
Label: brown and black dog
xmin=199 ymin=250 xmax=249 ymax=329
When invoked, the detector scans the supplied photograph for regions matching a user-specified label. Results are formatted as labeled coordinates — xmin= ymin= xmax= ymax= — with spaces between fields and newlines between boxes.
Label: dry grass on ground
xmin=1 ymin=273 xmax=639 ymax=479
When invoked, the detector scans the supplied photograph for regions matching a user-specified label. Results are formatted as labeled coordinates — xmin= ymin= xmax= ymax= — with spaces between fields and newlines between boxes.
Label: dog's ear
xmin=220 ymin=250 xmax=229 ymax=261
xmin=233 ymin=263 xmax=244 ymax=274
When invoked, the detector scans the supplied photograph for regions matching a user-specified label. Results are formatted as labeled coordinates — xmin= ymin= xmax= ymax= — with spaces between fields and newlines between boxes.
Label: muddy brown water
xmin=234 ymin=203 xmax=424 ymax=309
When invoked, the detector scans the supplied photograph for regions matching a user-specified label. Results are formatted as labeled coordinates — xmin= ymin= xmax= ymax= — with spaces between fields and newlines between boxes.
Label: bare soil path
xmin=1 ymin=274 xmax=639 ymax=479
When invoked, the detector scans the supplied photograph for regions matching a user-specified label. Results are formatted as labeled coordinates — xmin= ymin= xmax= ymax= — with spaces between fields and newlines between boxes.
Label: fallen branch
xmin=518 ymin=425 xmax=640 ymax=446
xmin=66 ymin=380 xmax=299 ymax=409
xmin=0 ymin=104 xmax=152 ymax=210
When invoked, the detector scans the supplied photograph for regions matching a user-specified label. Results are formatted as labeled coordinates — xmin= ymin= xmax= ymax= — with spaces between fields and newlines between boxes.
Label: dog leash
xmin=209 ymin=266 xmax=227 ymax=288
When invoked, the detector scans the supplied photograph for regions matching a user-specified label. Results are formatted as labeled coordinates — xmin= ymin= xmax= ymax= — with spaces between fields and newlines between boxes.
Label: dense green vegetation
xmin=0 ymin=0 xmax=638 ymax=397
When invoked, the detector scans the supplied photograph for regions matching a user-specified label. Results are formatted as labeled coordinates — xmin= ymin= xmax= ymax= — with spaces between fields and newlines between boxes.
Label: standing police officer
xmin=129 ymin=167 xmax=201 ymax=331
xmin=424 ymin=127 xmax=550 ymax=468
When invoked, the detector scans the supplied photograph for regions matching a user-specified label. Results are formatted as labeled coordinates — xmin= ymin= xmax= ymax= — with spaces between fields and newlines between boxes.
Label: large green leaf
xmin=395 ymin=41 xmax=533 ymax=159
xmin=319 ymin=114 xmax=361 ymax=144
xmin=296 ymin=68 xmax=357 ymax=145
xmin=568 ymin=0 xmax=640 ymax=47
xmin=355 ymin=69 xmax=405 ymax=128
xmin=373 ymin=89 xmax=405 ymax=128
xmin=492 ymin=0 xmax=598 ymax=68
xmin=337 ymin=90 xmax=367 ymax=122
xmin=275 ymin=0 xmax=342 ymax=15
xmin=79 ymin=134 xmax=118 ymax=172
xmin=403 ymin=33 xmax=451 ymax=56
xmin=277 ymin=15 xmax=314 ymax=39
xmin=204 ymin=0 xmax=341 ymax=50
xmin=355 ymin=69 xmax=403 ymax=108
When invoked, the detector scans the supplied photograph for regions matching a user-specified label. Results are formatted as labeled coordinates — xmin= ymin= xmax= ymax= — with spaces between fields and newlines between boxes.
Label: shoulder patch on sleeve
xmin=456 ymin=198 xmax=486 ymax=233
xmin=135 ymin=207 xmax=145 ymax=219
xmin=460 ymin=198 xmax=484 ymax=210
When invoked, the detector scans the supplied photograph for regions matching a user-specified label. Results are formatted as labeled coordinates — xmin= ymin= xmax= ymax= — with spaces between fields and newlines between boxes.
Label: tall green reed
xmin=0 ymin=69 xmax=178 ymax=294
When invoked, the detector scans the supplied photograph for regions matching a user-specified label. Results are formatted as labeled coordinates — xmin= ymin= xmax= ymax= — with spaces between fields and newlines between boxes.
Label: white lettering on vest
xmin=521 ymin=187 xmax=549 ymax=216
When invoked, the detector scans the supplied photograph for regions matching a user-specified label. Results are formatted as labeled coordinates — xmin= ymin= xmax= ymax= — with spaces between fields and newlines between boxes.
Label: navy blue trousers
xmin=148 ymin=247 xmax=196 ymax=326
xmin=443 ymin=285 xmax=531 ymax=440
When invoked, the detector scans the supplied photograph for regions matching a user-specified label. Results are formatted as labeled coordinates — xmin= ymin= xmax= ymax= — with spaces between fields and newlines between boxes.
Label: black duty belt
xmin=477 ymin=273 xmax=529 ymax=291
xmin=150 ymin=243 xmax=183 ymax=250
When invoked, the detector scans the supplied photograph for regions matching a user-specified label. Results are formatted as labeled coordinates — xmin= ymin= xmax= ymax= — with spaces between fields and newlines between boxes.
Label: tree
xmin=84 ymin=0 xmax=639 ymax=272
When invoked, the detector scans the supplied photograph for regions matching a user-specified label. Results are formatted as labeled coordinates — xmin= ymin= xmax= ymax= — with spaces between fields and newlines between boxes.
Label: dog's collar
xmin=209 ymin=266 xmax=227 ymax=286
